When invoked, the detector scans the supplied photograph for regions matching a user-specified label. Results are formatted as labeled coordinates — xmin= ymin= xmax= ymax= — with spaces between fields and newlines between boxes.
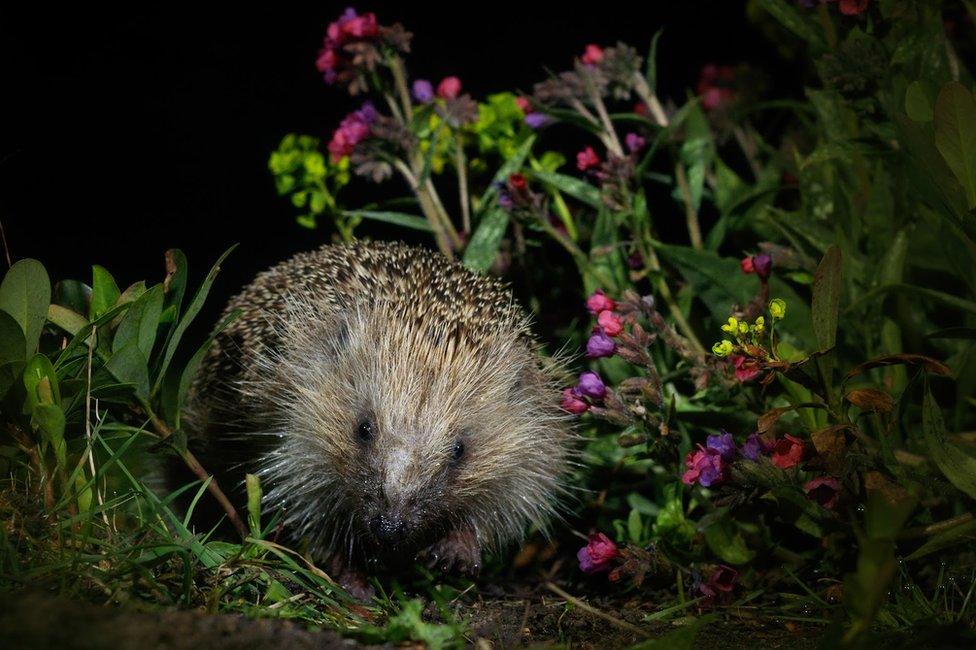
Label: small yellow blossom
xmin=753 ymin=316 xmax=765 ymax=334
xmin=721 ymin=317 xmax=739 ymax=334
xmin=712 ymin=340 xmax=734 ymax=357
xmin=738 ymin=321 xmax=749 ymax=335
xmin=769 ymin=298 xmax=787 ymax=320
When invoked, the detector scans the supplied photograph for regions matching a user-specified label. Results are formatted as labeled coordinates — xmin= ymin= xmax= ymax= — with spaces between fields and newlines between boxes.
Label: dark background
xmin=1 ymin=2 xmax=789 ymax=329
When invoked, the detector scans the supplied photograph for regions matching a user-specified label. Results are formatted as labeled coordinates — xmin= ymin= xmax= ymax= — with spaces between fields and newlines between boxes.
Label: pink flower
xmin=317 ymin=8 xmax=380 ymax=84
xmin=585 ymin=290 xmax=616 ymax=315
xmin=625 ymin=132 xmax=646 ymax=153
xmin=771 ymin=434 xmax=805 ymax=469
xmin=804 ymin=476 xmax=841 ymax=509
xmin=577 ymin=532 xmax=618 ymax=574
xmin=730 ymin=355 xmax=762 ymax=383
xmin=696 ymin=565 xmax=738 ymax=607
xmin=576 ymin=146 xmax=601 ymax=171
xmin=515 ymin=96 xmax=532 ymax=113
xmin=576 ymin=371 xmax=606 ymax=400
xmin=561 ymin=388 xmax=589 ymax=414
xmin=327 ymin=102 xmax=378 ymax=161
xmin=436 ymin=76 xmax=462 ymax=100
xmin=740 ymin=256 xmax=755 ymax=274
xmin=697 ymin=64 xmax=736 ymax=111
xmin=597 ymin=310 xmax=623 ymax=337
xmin=682 ymin=445 xmax=726 ymax=487
xmin=837 ymin=0 xmax=869 ymax=15
xmin=580 ymin=44 xmax=604 ymax=65
xmin=586 ymin=328 xmax=616 ymax=358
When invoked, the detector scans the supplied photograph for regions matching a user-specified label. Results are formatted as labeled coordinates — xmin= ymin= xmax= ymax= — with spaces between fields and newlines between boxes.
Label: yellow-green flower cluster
xmin=711 ymin=299 xmax=787 ymax=358
xmin=769 ymin=298 xmax=786 ymax=320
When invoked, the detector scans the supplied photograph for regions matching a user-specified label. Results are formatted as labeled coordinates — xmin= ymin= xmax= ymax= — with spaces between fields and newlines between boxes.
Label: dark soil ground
xmin=2 ymin=589 xmax=973 ymax=649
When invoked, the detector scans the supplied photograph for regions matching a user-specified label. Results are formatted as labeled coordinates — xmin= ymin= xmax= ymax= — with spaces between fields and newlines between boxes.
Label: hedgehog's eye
xmin=450 ymin=439 xmax=465 ymax=464
xmin=356 ymin=419 xmax=375 ymax=444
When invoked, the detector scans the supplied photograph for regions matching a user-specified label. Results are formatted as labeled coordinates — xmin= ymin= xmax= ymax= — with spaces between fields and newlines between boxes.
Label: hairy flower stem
xmin=632 ymin=73 xmax=668 ymax=127
xmin=389 ymin=56 xmax=414 ymax=123
xmin=454 ymin=134 xmax=471 ymax=234
xmin=581 ymin=71 xmax=623 ymax=157
xmin=144 ymin=406 xmax=248 ymax=538
xmin=674 ymin=163 xmax=703 ymax=250
xmin=644 ymin=246 xmax=706 ymax=355
xmin=393 ymin=159 xmax=455 ymax=257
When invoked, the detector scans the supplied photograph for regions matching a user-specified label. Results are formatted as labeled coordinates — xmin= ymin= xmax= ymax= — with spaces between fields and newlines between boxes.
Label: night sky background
xmin=1 ymin=2 xmax=795 ymax=337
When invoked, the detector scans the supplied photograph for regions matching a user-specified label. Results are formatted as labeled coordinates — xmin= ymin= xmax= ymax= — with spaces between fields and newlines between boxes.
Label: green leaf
xmin=162 ymin=249 xmax=189 ymax=323
xmin=644 ymin=28 xmax=664 ymax=93
xmin=462 ymin=208 xmax=509 ymax=273
xmin=757 ymin=0 xmax=826 ymax=49
xmin=531 ymin=171 xmax=602 ymax=208
xmin=627 ymin=508 xmax=643 ymax=544
xmin=172 ymin=309 xmax=241 ymax=428
xmin=53 ymin=279 xmax=90 ymax=315
xmin=704 ymin=516 xmax=755 ymax=565
xmin=31 ymin=403 xmax=65 ymax=442
xmin=905 ymin=80 xmax=935 ymax=122
xmin=934 ymin=82 xmax=976 ymax=209
xmin=153 ymin=246 xmax=237 ymax=396
xmin=0 ymin=258 xmax=51 ymax=358
xmin=246 ymin=473 xmax=263 ymax=537
xmin=105 ymin=340 xmax=151 ymax=400
xmin=904 ymin=518 xmax=976 ymax=561
xmin=679 ymin=103 xmax=714 ymax=213
xmin=89 ymin=265 xmax=121 ymax=320
xmin=340 ymin=210 xmax=432 ymax=232
xmin=811 ymin=245 xmax=842 ymax=352
xmin=113 ymin=285 xmax=164 ymax=359
xmin=0 ymin=310 xmax=26 ymax=365
xmin=923 ymin=382 xmax=976 ymax=501
xmin=46 ymin=304 xmax=88 ymax=336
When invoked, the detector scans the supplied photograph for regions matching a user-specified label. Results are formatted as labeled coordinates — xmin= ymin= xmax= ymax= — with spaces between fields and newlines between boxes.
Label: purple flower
xmin=498 ymin=192 xmax=514 ymax=210
xmin=412 ymin=79 xmax=434 ymax=103
xmin=524 ymin=112 xmax=551 ymax=129
xmin=682 ymin=446 xmax=726 ymax=487
xmin=740 ymin=433 xmax=772 ymax=460
xmin=576 ymin=371 xmax=606 ymax=400
xmin=752 ymin=253 xmax=772 ymax=280
xmin=706 ymin=431 xmax=736 ymax=461
xmin=577 ymin=532 xmax=618 ymax=574
xmin=625 ymin=132 xmax=646 ymax=153
xmin=695 ymin=565 xmax=738 ymax=607
xmin=586 ymin=327 xmax=616 ymax=358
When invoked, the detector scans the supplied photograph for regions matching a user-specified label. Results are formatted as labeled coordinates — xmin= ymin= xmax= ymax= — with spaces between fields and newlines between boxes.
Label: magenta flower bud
xmin=577 ymin=532 xmax=618 ymax=574
xmin=585 ymin=289 xmax=616 ymax=315
xmin=560 ymin=387 xmax=589 ymax=414
xmin=412 ymin=79 xmax=434 ymax=103
xmin=436 ymin=76 xmax=462 ymax=99
xmin=586 ymin=327 xmax=616 ymax=358
xmin=576 ymin=146 xmax=601 ymax=171
xmin=576 ymin=371 xmax=606 ymax=400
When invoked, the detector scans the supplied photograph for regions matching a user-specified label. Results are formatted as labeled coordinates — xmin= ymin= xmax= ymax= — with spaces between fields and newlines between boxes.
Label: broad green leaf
xmin=923 ymin=382 xmax=976 ymax=501
xmin=162 ymin=249 xmax=189 ymax=322
xmin=0 ymin=310 xmax=26 ymax=365
xmin=679 ymin=103 xmax=713 ymax=213
xmin=0 ymin=258 xmax=50 ymax=358
xmin=23 ymin=353 xmax=60 ymax=409
xmin=153 ymin=245 xmax=237 ymax=396
xmin=905 ymin=80 xmax=935 ymax=122
xmin=341 ymin=210 xmax=432 ymax=232
xmin=811 ymin=245 xmax=842 ymax=352
xmin=105 ymin=340 xmax=151 ymax=400
xmin=53 ymin=279 xmax=90 ymax=315
xmin=89 ymin=265 xmax=121 ymax=320
xmin=462 ymin=208 xmax=509 ymax=273
xmin=172 ymin=309 xmax=241 ymax=428
xmin=934 ymin=82 xmax=976 ymax=209
xmin=47 ymin=304 xmax=88 ymax=336
xmin=704 ymin=516 xmax=755 ymax=565
xmin=113 ymin=285 xmax=164 ymax=359
xmin=531 ymin=171 xmax=602 ymax=208
xmin=32 ymin=403 xmax=65 ymax=442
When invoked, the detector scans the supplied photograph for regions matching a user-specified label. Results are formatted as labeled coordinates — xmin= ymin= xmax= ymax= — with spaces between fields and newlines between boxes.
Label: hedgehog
xmin=183 ymin=240 xmax=572 ymax=596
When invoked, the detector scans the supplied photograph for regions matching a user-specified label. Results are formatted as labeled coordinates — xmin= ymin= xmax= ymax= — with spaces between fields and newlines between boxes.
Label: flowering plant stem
xmin=392 ymin=159 xmax=457 ymax=258
xmin=674 ymin=163 xmax=703 ymax=250
xmin=454 ymin=134 xmax=471 ymax=234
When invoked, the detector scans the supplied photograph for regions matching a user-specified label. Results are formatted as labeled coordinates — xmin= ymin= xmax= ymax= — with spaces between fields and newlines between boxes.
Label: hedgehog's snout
xmin=368 ymin=513 xmax=409 ymax=546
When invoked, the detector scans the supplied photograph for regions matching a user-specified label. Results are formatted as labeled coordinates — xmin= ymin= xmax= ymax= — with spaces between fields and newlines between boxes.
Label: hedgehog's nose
xmin=369 ymin=514 xmax=408 ymax=545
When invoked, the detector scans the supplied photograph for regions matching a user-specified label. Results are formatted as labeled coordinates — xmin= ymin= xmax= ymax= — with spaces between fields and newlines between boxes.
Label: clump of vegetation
xmin=3 ymin=0 xmax=976 ymax=646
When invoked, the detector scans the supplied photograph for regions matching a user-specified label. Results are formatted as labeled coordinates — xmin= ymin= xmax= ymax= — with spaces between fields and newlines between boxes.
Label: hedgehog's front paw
xmin=419 ymin=527 xmax=482 ymax=576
